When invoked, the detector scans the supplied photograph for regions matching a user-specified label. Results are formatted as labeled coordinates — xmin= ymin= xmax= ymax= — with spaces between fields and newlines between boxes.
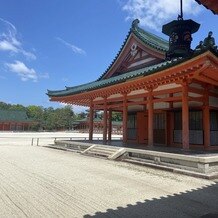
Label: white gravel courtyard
xmin=0 ymin=132 xmax=217 ymax=217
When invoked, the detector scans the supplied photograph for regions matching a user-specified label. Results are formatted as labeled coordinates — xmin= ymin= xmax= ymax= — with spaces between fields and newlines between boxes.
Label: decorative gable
xmin=98 ymin=19 xmax=169 ymax=80
xmin=114 ymin=39 xmax=162 ymax=77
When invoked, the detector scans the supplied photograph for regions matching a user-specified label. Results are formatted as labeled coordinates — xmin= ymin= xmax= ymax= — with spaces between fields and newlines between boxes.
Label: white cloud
xmin=72 ymin=105 xmax=87 ymax=114
xmin=122 ymin=0 xmax=201 ymax=31
xmin=0 ymin=18 xmax=36 ymax=60
xmin=59 ymin=103 xmax=87 ymax=113
xmin=5 ymin=60 xmax=49 ymax=82
xmin=0 ymin=40 xmax=18 ymax=52
xmin=56 ymin=37 xmax=86 ymax=55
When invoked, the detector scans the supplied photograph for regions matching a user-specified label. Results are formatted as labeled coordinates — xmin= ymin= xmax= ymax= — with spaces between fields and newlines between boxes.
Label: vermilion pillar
xmin=108 ymin=109 xmax=112 ymax=141
xmin=148 ymin=90 xmax=154 ymax=146
xmin=182 ymin=83 xmax=189 ymax=150
xmin=89 ymin=101 xmax=94 ymax=141
xmin=123 ymin=94 xmax=128 ymax=143
xmin=203 ymin=88 xmax=210 ymax=149
xmin=103 ymin=98 xmax=107 ymax=142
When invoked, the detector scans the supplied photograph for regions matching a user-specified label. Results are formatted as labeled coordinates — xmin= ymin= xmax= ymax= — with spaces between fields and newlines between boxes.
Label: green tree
xmin=55 ymin=106 xmax=74 ymax=130
xmin=9 ymin=104 xmax=26 ymax=111
xmin=0 ymin=102 xmax=11 ymax=110
xmin=45 ymin=111 xmax=57 ymax=130
xmin=76 ymin=112 xmax=87 ymax=119
xmin=0 ymin=101 xmax=77 ymax=131
xmin=27 ymin=105 xmax=44 ymax=130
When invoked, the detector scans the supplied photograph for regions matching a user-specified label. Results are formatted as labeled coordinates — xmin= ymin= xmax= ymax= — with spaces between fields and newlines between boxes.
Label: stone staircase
xmin=46 ymin=140 xmax=90 ymax=152
xmin=82 ymin=145 xmax=121 ymax=159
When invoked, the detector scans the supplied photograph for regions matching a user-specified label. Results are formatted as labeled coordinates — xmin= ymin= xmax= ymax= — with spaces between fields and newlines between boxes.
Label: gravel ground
xmin=0 ymin=132 xmax=217 ymax=217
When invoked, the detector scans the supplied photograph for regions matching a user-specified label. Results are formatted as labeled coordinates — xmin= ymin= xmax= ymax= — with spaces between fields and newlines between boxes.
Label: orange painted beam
xmin=188 ymin=96 xmax=204 ymax=102
xmin=153 ymin=96 xmax=182 ymax=103
xmin=195 ymin=75 xmax=218 ymax=86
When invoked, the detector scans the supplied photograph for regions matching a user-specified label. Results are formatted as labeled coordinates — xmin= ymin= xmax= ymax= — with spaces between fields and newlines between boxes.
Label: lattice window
xmin=210 ymin=111 xmax=218 ymax=131
xmin=174 ymin=111 xmax=202 ymax=130
xmin=189 ymin=111 xmax=202 ymax=130
xmin=154 ymin=113 xmax=165 ymax=130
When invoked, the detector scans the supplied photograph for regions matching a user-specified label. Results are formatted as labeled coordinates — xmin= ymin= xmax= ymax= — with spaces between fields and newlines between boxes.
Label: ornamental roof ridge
xmin=131 ymin=22 xmax=169 ymax=51
xmin=97 ymin=19 xmax=169 ymax=81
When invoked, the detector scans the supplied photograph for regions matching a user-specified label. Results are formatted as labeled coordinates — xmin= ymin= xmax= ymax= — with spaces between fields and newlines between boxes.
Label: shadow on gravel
xmin=84 ymin=182 xmax=218 ymax=218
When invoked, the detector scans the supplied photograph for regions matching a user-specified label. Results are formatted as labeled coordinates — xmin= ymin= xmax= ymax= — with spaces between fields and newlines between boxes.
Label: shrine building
xmin=0 ymin=110 xmax=34 ymax=131
xmin=47 ymin=17 xmax=218 ymax=151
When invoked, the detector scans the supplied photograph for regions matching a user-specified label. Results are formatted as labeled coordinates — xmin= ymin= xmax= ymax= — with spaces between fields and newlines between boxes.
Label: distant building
xmin=0 ymin=110 xmax=34 ymax=131
xmin=72 ymin=117 xmax=122 ymax=135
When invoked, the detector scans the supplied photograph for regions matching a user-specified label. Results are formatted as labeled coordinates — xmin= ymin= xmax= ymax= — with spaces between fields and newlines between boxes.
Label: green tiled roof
xmin=97 ymin=19 xmax=169 ymax=81
xmin=0 ymin=110 xmax=33 ymax=122
xmin=132 ymin=23 xmax=169 ymax=52
xmin=47 ymin=57 xmax=183 ymax=97
xmin=47 ymin=48 xmax=218 ymax=98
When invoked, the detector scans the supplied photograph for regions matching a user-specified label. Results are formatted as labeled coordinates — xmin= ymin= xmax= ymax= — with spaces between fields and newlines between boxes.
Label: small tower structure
xmin=162 ymin=0 xmax=200 ymax=59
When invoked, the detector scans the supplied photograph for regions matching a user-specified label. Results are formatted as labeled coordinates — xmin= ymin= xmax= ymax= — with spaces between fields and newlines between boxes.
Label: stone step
xmin=92 ymin=147 xmax=117 ymax=154
xmin=93 ymin=146 xmax=119 ymax=152
xmin=83 ymin=145 xmax=121 ymax=158
xmin=84 ymin=150 xmax=110 ymax=158
xmin=54 ymin=140 xmax=90 ymax=151
xmin=87 ymin=149 xmax=114 ymax=156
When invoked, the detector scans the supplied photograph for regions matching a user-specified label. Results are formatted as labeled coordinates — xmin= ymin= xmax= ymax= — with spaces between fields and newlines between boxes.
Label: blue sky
xmin=0 ymin=0 xmax=217 ymax=113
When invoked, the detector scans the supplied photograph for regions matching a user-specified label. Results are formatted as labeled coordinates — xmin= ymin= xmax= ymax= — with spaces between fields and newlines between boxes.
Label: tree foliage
xmin=0 ymin=101 xmax=75 ymax=131
xmin=0 ymin=101 xmax=122 ymax=131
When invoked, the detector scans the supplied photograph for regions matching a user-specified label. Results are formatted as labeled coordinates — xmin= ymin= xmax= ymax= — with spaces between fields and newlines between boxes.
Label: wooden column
xmin=203 ymin=87 xmax=210 ymax=149
xmin=168 ymin=93 xmax=174 ymax=146
xmin=89 ymin=100 xmax=94 ymax=141
xmin=148 ymin=90 xmax=154 ymax=146
xmin=108 ymin=109 xmax=112 ymax=141
xmin=123 ymin=93 xmax=128 ymax=143
xmin=182 ymin=83 xmax=189 ymax=150
xmin=103 ymin=98 xmax=107 ymax=142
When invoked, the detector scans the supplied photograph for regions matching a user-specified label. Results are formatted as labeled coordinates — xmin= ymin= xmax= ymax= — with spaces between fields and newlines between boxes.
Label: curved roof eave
xmin=47 ymin=48 xmax=218 ymax=98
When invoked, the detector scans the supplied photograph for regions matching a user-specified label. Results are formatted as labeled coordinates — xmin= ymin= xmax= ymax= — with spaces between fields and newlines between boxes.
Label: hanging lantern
xmin=162 ymin=0 xmax=200 ymax=59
